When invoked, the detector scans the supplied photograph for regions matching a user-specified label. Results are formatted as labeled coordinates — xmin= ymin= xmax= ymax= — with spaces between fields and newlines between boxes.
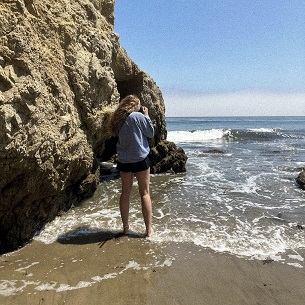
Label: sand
xmin=1 ymin=232 xmax=305 ymax=305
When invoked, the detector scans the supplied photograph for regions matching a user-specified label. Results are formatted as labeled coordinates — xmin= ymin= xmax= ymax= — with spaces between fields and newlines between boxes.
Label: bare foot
xmin=146 ymin=228 xmax=154 ymax=238
xmin=123 ymin=225 xmax=129 ymax=234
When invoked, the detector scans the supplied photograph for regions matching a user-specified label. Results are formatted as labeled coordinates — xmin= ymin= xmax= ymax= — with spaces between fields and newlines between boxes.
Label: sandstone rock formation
xmin=0 ymin=0 xmax=187 ymax=253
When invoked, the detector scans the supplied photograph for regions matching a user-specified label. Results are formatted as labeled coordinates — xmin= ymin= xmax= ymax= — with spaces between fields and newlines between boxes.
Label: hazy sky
xmin=114 ymin=1 xmax=305 ymax=116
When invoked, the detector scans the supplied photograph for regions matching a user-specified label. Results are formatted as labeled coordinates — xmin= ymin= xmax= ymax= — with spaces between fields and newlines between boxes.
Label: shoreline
xmin=1 ymin=235 xmax=305 ymax=305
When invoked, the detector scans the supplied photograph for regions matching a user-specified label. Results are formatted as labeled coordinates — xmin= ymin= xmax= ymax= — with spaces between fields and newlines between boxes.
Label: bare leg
xmin=119 ymin=171 xmax=134 ymax=233
xmin=135 ymin=168 xmax=153 ymax=237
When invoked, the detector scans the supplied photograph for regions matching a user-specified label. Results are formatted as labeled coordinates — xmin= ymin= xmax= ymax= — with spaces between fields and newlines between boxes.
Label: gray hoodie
xmin=117 ymin=111 xmax=154 ymax=163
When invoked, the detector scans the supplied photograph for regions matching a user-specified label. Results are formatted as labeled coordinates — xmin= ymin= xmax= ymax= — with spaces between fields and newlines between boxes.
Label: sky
xmin=114 ymin=1 xmax=305 ymax=116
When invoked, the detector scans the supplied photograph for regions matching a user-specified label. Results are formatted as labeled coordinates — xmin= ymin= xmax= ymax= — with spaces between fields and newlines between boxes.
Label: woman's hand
xmin=142 ymin=106 xmax=149 ymax=115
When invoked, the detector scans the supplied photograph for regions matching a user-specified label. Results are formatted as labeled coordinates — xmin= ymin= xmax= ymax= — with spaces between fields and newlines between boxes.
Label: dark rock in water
xmin=0 ymin=1 xmax=187 ymax=254
xmin=200 ymin=149 xmax=225 ymax=155
xmin=149 ymin=141 xmax=188 ymax=174
xmin=205 ymin=149 xmax=225 ymax=154
xmin=296 ymin=168 xmax=305 ymax=190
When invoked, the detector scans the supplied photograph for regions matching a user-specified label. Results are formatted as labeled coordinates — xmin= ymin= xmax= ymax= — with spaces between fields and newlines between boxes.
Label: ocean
xmin=35 ymin=116 xmax=305 ymax=268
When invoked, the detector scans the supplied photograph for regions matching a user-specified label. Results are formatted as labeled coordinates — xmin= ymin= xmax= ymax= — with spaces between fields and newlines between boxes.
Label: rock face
xmin=0 ymin=0 xmax=187 ymax=253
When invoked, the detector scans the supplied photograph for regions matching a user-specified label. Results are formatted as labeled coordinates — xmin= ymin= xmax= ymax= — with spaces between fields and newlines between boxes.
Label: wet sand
xmin=1 ymin=232 xmax=305 ymax=305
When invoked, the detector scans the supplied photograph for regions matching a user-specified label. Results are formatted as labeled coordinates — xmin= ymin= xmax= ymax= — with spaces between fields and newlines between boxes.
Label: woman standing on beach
xmin=108 ymin=94 xmax=154 ymax=237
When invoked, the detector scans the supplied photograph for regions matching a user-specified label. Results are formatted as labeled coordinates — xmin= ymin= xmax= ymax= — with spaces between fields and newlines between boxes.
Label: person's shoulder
xmin=129 ymin=111 xmax=144 ymax=119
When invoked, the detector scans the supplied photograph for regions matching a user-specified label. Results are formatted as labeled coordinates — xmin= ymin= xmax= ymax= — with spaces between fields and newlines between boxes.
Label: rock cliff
xmin=0 ymin=0 xmax=187 ymax=253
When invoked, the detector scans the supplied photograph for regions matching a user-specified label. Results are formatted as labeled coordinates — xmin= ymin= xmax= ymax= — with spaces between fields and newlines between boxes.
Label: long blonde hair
xmin=108 ymin=94 xmax=140 ymax=136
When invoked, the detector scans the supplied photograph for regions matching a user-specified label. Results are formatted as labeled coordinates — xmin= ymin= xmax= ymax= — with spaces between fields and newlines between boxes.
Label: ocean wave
xmin=167 ymin=128 xmax=286 ymax=143
xmin=167 ymin=129 xmax=232 ymax=143
xmin=248 ymin=127 xmax=281 ymax=133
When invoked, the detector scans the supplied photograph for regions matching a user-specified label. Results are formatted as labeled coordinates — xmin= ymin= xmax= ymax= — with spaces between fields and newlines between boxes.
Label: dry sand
xmin=1 ymin=232 xmax=305 ymax=305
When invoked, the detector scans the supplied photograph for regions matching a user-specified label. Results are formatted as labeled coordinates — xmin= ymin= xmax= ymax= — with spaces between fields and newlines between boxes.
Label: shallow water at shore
xmin=31 ymin=117 xmax=305 ymax=268
xmin=32 ymin=167 xmax=305 ymax=269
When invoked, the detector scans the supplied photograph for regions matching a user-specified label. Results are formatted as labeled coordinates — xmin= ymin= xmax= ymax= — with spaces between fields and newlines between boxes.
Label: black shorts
xmin=117 ymin=156 xmax=151 ymax=173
